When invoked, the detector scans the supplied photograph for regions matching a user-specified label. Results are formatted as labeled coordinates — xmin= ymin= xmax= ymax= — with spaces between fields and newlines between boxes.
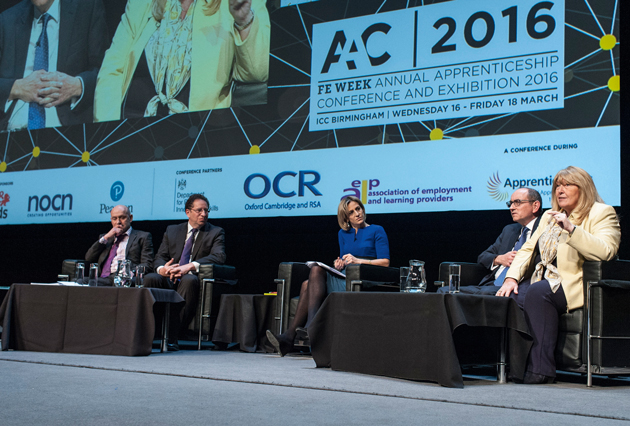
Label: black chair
xmin=273 ymin=262 xmax=400 ymax=336
xmin=192 ymin=264 xmax=237 ymax=350
xmin=61 ymin=259 xmax=87 ymax=281
xmin=558 ymin=260 xmax=630 ymax=386
xmin=439 ymin=259 xmax=630 ymax=386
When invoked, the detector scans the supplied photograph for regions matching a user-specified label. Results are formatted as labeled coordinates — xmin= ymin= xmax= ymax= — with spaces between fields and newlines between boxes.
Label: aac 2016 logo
xmin=321 ymin=23 xmax=392 ymax=74
xmin=244 ymin=171 xmax=322 ymax=199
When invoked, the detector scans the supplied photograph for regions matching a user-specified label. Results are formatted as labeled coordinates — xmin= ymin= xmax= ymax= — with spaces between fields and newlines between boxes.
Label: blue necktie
xmin=28 ymin=13 xmax=51 ymax=130
xmin=180 ymin=229 xmax=198 ymax=265
xmin=494 ymin=227 xmax=529 ymax=286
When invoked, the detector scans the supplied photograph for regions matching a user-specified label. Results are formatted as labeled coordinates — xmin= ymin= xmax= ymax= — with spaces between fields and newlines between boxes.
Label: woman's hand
xmin=333 ymin=257 xmax=346 ymax=270
xmin=496 ymin=278 xmax=519 ymax=297
xmin=547 ymin=210 xmax=575 ymax=234
xmin=229 ymin=0 xmax=253 ymax=26
xmin=342 ymin=254 xmax=360 ymax=265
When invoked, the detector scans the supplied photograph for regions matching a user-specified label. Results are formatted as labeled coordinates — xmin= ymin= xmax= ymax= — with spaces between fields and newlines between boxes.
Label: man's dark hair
xmin=525 ymin=188 xmax=543 ymax=217
xmin=185 ymin=194 xmax=209 ymax=211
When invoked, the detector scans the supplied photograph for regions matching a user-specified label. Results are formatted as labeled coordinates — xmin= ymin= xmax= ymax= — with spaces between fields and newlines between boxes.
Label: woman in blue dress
xmin=267 ymin=195 xmax=390 ymax=356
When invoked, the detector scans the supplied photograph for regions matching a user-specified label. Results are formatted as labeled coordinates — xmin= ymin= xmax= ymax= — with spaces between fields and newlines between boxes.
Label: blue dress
xmin=326 ymin=225 xmax=390 ymax=293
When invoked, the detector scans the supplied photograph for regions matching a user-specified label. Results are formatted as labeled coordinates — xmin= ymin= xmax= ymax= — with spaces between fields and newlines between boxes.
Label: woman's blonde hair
xmin=551 ymin=166 xmax=604 ymax=225
xmin=152 ymin=0 xmax=221 ymax=21
xmin=337 ymin=196 xmax=366 ymax=231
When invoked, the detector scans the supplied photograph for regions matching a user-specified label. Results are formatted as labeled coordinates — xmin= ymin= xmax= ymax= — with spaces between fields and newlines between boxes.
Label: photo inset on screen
xmin=94 ymin=0 xmax=270 ymax=122
xmin=0 ymin=0 xmax=270 ymax=132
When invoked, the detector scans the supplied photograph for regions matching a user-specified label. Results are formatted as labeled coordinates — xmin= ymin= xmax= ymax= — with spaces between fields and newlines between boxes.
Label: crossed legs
xmin=267 ymin=266 xmax=327 ymax=354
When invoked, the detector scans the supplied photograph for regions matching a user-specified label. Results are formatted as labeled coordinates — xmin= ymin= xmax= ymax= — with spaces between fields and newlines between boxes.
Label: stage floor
xmin=1 ymin=343 xmax=629 ymax=425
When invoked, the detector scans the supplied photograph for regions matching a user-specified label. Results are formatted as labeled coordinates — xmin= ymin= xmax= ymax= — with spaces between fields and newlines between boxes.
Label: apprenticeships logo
xmin=487 ymin=172 xmax=509 ymax=202
xmin=110 ymin=181 xmax=124 ymax=202
xmin=0 ymin=191 xmax=9 ymax=219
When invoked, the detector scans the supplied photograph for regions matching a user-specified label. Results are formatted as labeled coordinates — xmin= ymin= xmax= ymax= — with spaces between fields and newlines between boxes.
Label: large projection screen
xmin=0 ymin=0 xmax=620 ymax=225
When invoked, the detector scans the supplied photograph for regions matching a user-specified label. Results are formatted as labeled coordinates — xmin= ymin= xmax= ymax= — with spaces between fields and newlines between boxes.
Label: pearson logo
xmin=110 ymin=181 xmax=124 ymax=202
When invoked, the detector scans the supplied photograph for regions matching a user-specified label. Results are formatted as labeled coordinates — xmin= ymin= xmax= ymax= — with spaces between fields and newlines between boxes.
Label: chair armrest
xmin=277 ymin=262 xmax=311 ymax=299
xmin=61 ymin=259 xmax=86 ymax=281
xmin=198 ymin=264 xmax=237 ymax=284
xmin=275 ymin=262 xmax=311 ymax=334
xmin=438 ymin=262 xmax=488 ymax=286
xmin=345 ymin=264 xmax=400 ymax=292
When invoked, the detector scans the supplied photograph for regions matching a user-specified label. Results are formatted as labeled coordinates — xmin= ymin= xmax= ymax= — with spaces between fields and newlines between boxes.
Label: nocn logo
xmin=28 ymin=194 xmax=73 ymax=212
xmin=244 ymin=171 xmax=322 ymax=199
xmin=110 ymin=181 xmax=125 ymax=201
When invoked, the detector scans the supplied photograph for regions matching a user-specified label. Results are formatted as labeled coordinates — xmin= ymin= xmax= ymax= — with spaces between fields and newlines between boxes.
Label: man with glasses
xmin=144 ymin=194 xmax=226 ymax=349
xmin=439 ymin=188 xmax=542 ymax=294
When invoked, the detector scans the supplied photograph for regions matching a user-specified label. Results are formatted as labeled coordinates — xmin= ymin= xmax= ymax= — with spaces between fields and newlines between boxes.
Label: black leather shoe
xmin=523 ymin=371 xmax=552 ymax=384
xmin=167 ymin=343 xmax=180 ymax=352
xmin=266 ymin=330 xmax=293 ymax=357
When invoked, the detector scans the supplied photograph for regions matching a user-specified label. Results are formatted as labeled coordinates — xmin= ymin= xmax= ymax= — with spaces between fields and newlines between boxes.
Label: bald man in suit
xmin=85 ymin=204 xmax=153 ymax=285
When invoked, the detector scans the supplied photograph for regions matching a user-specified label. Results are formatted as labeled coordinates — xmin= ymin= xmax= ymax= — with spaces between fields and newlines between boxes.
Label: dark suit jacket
xmin=0 ymin=0 xmax=109 ymax=129
xmin=85 ymin=229 xmax=154 ymax=274
xmin=154 ymin=222 xmax=226 ymax=270
xmin=476 ymin=216 xmax=541 ymax=286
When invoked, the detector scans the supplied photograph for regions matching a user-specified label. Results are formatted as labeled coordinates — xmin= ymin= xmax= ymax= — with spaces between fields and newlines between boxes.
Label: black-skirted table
xmin=0 ymin=284 xmax=184 ymax=356
xmin=211 ymin=294 xmax=275 ymax=353
xmin=308 ymin=292 xmax=532 ymax=388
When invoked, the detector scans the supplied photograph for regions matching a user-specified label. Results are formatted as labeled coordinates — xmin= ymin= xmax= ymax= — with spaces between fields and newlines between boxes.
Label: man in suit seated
xmin=143 ymin=194 xmax=226 ymax=349
xmin=439 ymin=188 xmax=542 ymax=295
xmin=84 ymin=204 xmax=154 ymax=285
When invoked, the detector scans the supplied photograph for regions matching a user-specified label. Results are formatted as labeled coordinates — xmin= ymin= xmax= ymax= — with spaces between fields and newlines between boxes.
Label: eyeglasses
xmin=506 ymin=199 xmax=533 ymax=208
xmin=556 ymin=183 xmax=577 ymax=190
xmin=189 ymin=208 xmax=209 ymax=214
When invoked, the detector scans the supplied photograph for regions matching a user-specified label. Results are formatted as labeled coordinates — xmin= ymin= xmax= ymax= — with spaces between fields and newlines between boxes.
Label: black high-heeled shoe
xmin=295 ymin=327 xmax=309 ymax=341
xmin=266 ymin=330 xmax=293 ymax=357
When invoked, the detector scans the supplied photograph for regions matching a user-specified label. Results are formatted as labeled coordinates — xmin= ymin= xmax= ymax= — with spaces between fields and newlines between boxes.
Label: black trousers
xmin=143 ymin=273 xmax=200 ymax=339
xmin=510 ymin=278 xmax=567 ymax=377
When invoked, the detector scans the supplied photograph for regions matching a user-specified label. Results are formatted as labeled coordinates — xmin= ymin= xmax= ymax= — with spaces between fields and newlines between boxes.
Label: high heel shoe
xmin=295 ymin=327 xmax=309 ymax=341
xmin=266 ymin=330 xmax=293 ymax=357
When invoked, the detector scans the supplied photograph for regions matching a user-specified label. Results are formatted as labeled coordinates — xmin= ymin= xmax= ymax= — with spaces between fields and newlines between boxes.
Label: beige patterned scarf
xmin=144 ymin=0 xmax=194 ymax=116
xmin=531 ymin=220 xmax=563 ymax=292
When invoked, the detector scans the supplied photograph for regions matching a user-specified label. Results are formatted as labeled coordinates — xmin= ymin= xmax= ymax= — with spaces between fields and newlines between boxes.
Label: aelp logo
xmin=342 ymin=179 xmax=380 ymax=204
xmin=110 ymin=181 xmax=124 ymax=202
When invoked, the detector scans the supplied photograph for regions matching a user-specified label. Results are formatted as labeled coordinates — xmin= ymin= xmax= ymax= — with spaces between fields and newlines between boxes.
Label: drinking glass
xmin=406 ymin=260 xmax=427 ymax=293
xmin=114 ymin=260 xmax=132 ymax=287
xmin=135 ymin=265 xmax=146 ymax=288
xmin=399 ymin=267 xmax=410 ymax=292
xmin=74 ymin=263 xmax=85 ymax=284
xmin=88 ymin=263 xmax=99 ymax=287
xmin=449 ymin=264 xmax=461 ymax=294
